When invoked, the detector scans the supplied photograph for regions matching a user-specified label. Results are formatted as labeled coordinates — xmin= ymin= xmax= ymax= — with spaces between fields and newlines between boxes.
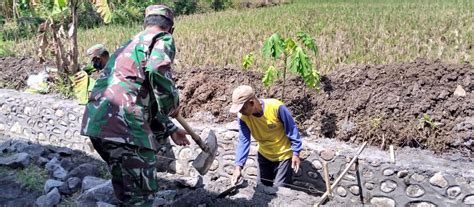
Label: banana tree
xmin=37 ymin=0 xmax=111 ymax=74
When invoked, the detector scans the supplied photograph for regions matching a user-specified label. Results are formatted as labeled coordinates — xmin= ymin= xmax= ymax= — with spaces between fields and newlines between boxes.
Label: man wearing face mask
xmin=81 ymin=5 xmax=190 ymax=206
xmin=86 ymin=44 xmax=109 ymax=71
xmin=71 ymin=44 xmax=109 ymax=104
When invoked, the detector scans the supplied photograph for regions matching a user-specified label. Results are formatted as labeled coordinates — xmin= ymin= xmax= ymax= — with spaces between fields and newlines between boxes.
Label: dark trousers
xmin=257 ymin=152 xmax=293 ymax=187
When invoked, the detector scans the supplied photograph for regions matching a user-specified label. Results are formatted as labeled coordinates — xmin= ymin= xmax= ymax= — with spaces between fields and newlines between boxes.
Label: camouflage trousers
xmin=90 ymin=137 xmax=161 ymax=206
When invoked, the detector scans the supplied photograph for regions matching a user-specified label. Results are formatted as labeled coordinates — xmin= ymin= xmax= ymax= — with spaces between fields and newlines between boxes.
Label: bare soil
xmin=0 ymin=56 xmax=472 ymax=154
xmin=174 ymin=59 xmax=473 ymax=155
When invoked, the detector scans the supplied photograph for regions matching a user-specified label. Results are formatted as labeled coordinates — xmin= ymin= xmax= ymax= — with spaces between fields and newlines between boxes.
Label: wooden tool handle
xmin=176 ymin=115 xmax=209 ymax=152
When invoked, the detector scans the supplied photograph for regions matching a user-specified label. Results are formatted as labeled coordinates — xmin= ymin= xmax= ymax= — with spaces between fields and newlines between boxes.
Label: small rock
xmin=455 ymin=177 xmax=468 ymax=185
xmin=312 ymin=160 xmax=323 ymax=170
xmin=77 ymin=180 xmax=119 ymax=204
xmin=380 ymin=180 xmax=397 ymax=193
xmin=336 ymin=186 xmax=347 ymax=197
xmin=35 ymin=188 xmax=61 ymax=207
xmin=60 ymin=158 xmax=74 ymax=171
xmin=153 ymin=198 xmax=168 ymax=206
xmin=177 ymin=176 xmax=201 ymax=188
xmin=82 ymin=176 xmax=107 ymax=191
xmin=320 ymin=150 xmax=336 ymax=161
xmin=97 ymin=201 xmax=116 ymax=207
xmin=156 ymin=190 xmax=177 ymax=201
xmin=67 ymin=163 xmax=100 ymax=179
xmin=406 ymin=184 xmax=425 ymax=198
xmin=447 ymin=186 xmax=461 ymax=199
xmin=224 ymin=131 xmax=239 ymax=140
xmin=276 ymin=187 xmax=294 ymax=197
xmin=429 ymin=172 xmax=448 ymax=188
xmin=411 ymin=173 xmax=426 ymax=182
xmin=44 ymin=179 xmax=63 ymax=193
xmin=383 ymin=169 xmax=395 ymax=176
xmin=53 ymin=166 xmax=68 ymax=180
xmin=225 ymin=122 xmax=239 ymax=132
xmin=454 ymin=85 xmax=466 ymax=97
xmin=246 ymin=166 xmax=257 ymax=176
xmin=349 ymin=186 xmax=360 ymax=195
xmin=45 ymin=157 xmax=61 ymax=172
xmin=397 ymin=170 xmax=409 ymax=178
xmin=365 ymin=182 xmax=375 ymax=190
xmin=23 ymin=145 xmax=45 ymax=159
xmin=343 ymin=174 xmax=356 ymax=181
xmin=409 ymin=202 xmax=436 ymax=207
xmin=370 ymin=197 xmax=395 ymax=207
xmin=54 ymin=147 xmax=73 ymax=156
xmin=59 ymin=177 xmax=81 ymax=195
xmin=36 ymin=157 xmax=49 ymax=167
xmin=464 ymin=195 xmax=474 ymax=205
xmin=0 ymin=152 xmax=30 ymax=168
xmin=256 ymin=184 xmax=277 ymax=195
xmin=55 ymin=109 xmax=65 ymax=117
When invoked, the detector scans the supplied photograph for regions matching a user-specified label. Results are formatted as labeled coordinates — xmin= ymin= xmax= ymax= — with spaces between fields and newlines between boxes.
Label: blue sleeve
xmin=235 ymin=118 xmax=251 ymax=167
xmin=278 ymin=105 xmax=302 ymax=156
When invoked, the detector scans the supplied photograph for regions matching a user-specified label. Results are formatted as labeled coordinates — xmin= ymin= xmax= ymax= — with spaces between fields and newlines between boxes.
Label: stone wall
xmin=1 ymin=89 xmax=473 ymax=206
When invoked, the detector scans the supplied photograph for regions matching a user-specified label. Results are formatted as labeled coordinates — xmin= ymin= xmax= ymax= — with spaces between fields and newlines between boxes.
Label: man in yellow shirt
xmin=229 ymin=85 xmax=302 ymax=187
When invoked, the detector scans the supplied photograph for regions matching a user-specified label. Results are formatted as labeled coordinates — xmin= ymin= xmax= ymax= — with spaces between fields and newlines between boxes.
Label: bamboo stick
xmin=315 ymin=142 xmax=368 ymax=207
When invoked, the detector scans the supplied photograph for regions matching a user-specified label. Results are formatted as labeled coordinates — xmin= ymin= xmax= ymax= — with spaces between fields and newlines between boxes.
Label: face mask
xmin=92 ymin=60 xmax=104 ymax=70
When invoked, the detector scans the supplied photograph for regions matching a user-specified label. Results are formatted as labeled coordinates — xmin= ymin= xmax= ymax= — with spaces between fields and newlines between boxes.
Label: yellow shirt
xmin=239 ymin=99 xmax=293 ymax=161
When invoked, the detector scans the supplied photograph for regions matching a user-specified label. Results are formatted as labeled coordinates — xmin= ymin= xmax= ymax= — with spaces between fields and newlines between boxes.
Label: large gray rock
xmin=77 ymin=180 xmax=119 ymax=205
xmin=0 ymin=152 xmax=30 ymax=168
xmin=82 ymin=176 xmax=107 ymax=191
xmin=44 ymin=157 xmax=61 ymax=172
xmin=44 ymin=179 xmax=64 ymax=193
xmin=22 ymin=144 xmax=45 ymax=159
xmin=67 ymin=163 xmax=101 ymax=179
xmin=53 ymin=166 xmax=68 ymax=180
xmin=59 ymin=177 xmax=82 ymax=195
xmin=97 ymin=201 xmax=117 ymax=207
xmin=35 ymin=188 xmax=61 ymax=207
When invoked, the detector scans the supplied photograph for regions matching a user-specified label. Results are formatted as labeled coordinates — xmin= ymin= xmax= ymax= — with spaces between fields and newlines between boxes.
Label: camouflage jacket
xmin=81 ymin=28 xmax=179 ymax=151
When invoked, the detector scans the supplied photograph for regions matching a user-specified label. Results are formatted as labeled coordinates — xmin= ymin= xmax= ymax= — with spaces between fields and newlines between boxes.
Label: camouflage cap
xmin=86 ymin=44 xmax=106 ymax=58
xmin=145 ymin=5 xmax=174 ymax=23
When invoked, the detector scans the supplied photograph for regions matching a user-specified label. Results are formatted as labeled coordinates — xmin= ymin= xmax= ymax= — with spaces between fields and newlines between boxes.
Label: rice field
xmin=3 ymin=0 xmax=473 ymax=72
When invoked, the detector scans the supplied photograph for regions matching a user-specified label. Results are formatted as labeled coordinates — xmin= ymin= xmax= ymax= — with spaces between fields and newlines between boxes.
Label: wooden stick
xmin=323 ymin=161 xmax=331 ymax=198
xmin=389 ymin=145 xmax=395 ymax=164
xmin=315 ymin=142 xmax=368 ymax=207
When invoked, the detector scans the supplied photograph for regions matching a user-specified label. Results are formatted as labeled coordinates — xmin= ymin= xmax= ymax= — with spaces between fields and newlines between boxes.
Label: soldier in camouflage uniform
xmin=80 ymin=5 xmax=190 ymax=206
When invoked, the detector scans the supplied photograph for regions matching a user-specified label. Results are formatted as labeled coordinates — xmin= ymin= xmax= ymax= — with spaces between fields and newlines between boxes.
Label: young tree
xmin=260 ymin=32 xmax=320 ymax=100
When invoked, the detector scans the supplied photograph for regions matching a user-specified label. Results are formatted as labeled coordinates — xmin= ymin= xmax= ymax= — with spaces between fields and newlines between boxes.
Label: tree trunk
xmin=69 ymin=0 xmax=79 ymax=73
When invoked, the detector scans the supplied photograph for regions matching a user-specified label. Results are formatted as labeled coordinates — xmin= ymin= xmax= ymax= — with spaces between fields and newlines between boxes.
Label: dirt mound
xmin=175 ymin=59 xmax=473 ymax=154
xmin=0 ymin=57 xmax=52 ymax=90
xmin=0 ymin=56 xmax=471 ymax=154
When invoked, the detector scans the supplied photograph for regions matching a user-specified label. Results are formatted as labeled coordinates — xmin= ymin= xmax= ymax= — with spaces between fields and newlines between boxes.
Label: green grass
xmin=16 ymin=164 xmax=49 ymax=192
xmin=2 ymin=0 xmax=473 ymax=72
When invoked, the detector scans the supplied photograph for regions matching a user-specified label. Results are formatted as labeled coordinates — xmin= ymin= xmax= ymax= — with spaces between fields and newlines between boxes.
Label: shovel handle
xmin=175 ymin=115 xmax=209 ymax=152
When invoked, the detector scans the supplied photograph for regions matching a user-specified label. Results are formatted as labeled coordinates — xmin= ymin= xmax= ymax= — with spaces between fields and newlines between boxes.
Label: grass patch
xmin=16 ymin=164 xmax=49 ymax=192
xmin=3 ymin=0 xmax=473 ymax=72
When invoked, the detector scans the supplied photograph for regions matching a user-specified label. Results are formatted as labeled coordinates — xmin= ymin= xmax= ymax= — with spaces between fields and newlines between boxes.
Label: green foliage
xmin=242 ymin=53 xmax=254 ymax=70
xmin=262 ymin=65 xmax=278 ymax=87
xmin=16 ymin=165 xmax=48 ymax=192
xmin=174 ymin=0 xmax=198 ymax=16
xmin=419 ymin=113 xmax=438 ymax=129
xmin=297 ymin=31 xmax=318 ymax=55
xmin=91 ymin=0 xmax=112 ymax=24
xmin=262 ymin=33 xmax=284 ymax=59
xmin=210 ymin=0 xmax=233 ymax=11
xmin=259 ymin=32 xmax=320 ymax=99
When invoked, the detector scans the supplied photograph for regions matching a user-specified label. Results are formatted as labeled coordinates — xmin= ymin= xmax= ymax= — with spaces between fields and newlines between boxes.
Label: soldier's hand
xmin=171 ymin=128 xmax=190 ymax=146
xmin=168 ymin=106 xmax=181 ymax=118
